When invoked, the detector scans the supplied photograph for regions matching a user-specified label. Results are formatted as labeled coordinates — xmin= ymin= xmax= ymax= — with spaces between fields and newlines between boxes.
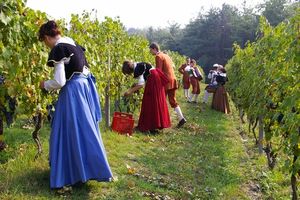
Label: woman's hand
xmin=124 ymin=84 xmax=143 ymax=97
xmin=40 ymin=81 xmax=45 ymax=89
xmin=124 ymin=91 xmax=131 ymax=97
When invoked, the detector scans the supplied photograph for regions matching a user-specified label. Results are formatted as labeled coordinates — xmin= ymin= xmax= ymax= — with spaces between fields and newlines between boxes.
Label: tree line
xmin=128 ymin=0 xmax=300 ymax=76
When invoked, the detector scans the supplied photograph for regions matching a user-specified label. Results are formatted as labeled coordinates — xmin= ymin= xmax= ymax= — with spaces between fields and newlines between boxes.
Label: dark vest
xmin=133 ymin=62 xmax=153 ymax=82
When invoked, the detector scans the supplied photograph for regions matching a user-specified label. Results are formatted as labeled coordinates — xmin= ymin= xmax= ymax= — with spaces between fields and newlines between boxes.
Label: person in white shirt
xmin=202 ymin=63 xmax=219 ymax=104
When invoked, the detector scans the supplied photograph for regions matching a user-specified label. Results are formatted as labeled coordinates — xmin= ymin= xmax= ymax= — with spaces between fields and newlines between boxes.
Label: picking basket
xmin=111 ymin=112 xmax=134 ymax=135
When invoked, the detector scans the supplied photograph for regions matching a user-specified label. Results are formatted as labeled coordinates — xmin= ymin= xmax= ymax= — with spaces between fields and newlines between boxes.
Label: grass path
xmin=0 ymin=88 xmax=267 ymax=199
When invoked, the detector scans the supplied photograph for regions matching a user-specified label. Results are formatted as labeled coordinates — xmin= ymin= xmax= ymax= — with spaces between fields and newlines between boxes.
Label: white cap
xmin=213 ymin=63 xmax=219 ymax=67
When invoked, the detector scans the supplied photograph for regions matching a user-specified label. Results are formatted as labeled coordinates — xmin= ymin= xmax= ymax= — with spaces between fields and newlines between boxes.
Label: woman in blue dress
xmin=38 ymin=20 xmax=113 ymax=189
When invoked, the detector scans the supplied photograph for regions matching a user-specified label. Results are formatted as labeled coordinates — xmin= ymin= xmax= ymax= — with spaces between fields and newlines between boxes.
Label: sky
xmin=26 ymin=0 xmax=265 ymax=28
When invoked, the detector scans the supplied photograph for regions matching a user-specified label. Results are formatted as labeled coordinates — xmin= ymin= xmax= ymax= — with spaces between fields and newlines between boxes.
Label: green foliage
xmin=0 ymin=0 xmax=187 ymax=126
xmin=261 ymin=0 xmax=291 ymax=26
xmin=226 ymin=8 xmax=300 ymax=194
xmin=0 ymin=0 xmax=51 ymax=118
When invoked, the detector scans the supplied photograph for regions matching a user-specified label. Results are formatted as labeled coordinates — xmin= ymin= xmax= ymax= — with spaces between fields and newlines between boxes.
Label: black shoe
xmin=0 ymin=141 xmax=6 ymax=151
xmin=73 ymin=181 xmax=85 ymax=188
xmin=177 ymin=118 xmax=187 ymax=128
xmin=133 ymin=126 xmax=139 ymax=132
xmin=149 ymin=129 xmax=159 ymax=135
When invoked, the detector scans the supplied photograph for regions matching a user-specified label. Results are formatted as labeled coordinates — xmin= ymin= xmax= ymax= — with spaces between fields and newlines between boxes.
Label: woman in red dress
xmin=122 ymin=61 xmax=171 ymax=134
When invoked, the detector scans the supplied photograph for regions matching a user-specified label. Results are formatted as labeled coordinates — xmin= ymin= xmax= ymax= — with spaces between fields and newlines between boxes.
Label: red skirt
xmin=137 ymin=69 xmax=171 ymax=132
xmin=212 ymin=85 xmax=230 ymax=114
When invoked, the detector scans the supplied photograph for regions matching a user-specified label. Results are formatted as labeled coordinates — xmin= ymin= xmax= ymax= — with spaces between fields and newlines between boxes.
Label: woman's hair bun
xmin=38 ymin=20 xmax=61 ymax=41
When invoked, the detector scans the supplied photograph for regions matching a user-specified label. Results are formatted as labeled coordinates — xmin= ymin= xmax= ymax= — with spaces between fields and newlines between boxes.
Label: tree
xmin=178 ymin=4 xmax=243 ymax=75
xmin=260 ymin=0 xmax=290 ymax=26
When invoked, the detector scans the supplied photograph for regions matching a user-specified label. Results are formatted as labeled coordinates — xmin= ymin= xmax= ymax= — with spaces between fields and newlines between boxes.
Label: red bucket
xmin=111 ymin=112 xmax=134 ymax=135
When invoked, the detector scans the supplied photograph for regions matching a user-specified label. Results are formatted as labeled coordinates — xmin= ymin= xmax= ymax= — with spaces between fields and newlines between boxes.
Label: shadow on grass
xmin=0 ymin=120 xmax=93 ymax=199
xmin=3 ymin=168 xmax=92 ymax=199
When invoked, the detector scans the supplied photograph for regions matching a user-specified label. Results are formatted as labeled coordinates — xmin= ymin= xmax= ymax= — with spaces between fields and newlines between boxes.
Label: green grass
xmin=0 ymin=86 xmax=294 ymax=199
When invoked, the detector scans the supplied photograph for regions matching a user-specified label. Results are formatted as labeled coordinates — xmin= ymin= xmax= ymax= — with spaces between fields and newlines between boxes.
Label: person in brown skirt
xmin=188 ymin=59 xmax=203 ymax=103
xmin=211 ymin=66 xmax=230 ymax=114
xmin=178 ymin=57 xmax=191 ymax=99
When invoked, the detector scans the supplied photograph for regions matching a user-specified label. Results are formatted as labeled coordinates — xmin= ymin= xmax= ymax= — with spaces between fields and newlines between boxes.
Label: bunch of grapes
xmin=3 ymin=96 xmax=17 ymax=127
xmin=0 ymin=75 xmax=4 ymax=85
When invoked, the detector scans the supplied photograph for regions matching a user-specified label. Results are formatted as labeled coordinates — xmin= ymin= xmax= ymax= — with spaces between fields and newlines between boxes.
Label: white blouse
xmin=208 ymin=70 xmax=218 ymax=85
xmin=184 ymin=65 xmax=191 ymax=72
xmin=133 ymin=63 xmax=145 ymax=86
xmin=44 ymin=37 xmax=76 ymax=91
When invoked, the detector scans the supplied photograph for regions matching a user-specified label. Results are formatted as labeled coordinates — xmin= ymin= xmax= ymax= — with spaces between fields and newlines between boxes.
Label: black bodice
xmin=47 ymin=43 xmax=89 ymax=79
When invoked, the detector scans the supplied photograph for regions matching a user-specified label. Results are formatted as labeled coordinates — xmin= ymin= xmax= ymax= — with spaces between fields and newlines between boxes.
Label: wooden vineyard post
xmin=105 ymin=39 xmax=111 ymax=128
xmin=258 ymin=115 xmax=264 ymax=154
xmin=0 ymin=116 xmax=5 ymax=151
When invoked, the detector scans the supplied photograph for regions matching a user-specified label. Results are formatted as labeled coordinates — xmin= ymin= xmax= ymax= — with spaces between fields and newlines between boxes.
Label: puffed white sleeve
xmin=135 ymin=74 xmax=145 ymax=86
xmin=208 ymin=72 xmax=213 ymax=79
xmin=44 ymin=62 xmax=66 ymax=91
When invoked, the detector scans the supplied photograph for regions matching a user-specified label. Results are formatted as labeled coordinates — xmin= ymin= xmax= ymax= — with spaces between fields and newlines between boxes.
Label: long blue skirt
xmin=49 ymin=73 xmax=113 ymax=189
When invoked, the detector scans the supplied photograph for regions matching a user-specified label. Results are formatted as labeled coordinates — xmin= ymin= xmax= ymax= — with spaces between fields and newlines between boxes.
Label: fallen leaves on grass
xmin=133 ymin=173 xmax=168 ymax=188
xmin=56 ymin=186 xmax=72 ymax=196
xmin=21 ymin=124 xmax=34 ymax=129
xmin=126 ymin=164 xmax=136 ymax=175
xmin=127 ymin=153 xmax=138 ymax=162
xmin=204 ymin=186 xmax=217 ymax=195
xmin=127 ymin=168 xmax=181 ymax=196
xmin=18 ymin=143 xmax=28 ymax=156
xmin=184 ymin=122 xmax=206 ymax=135
xmin=142 ymin=136 xmax=155 ymax=143
xmin=142 ymin=191 xmax=173 ymax=200
xmin=127 ymin=180 xmax=135 ymax=189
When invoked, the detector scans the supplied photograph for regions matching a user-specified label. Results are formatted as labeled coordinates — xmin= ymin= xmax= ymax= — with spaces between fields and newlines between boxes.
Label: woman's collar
xmin=55 ymin=37 xmax=76 ymax=46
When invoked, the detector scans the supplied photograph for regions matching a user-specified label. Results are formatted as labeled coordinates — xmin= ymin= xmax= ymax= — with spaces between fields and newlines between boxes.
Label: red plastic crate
xmin=111 ymin=112 xmax=134 ymax=135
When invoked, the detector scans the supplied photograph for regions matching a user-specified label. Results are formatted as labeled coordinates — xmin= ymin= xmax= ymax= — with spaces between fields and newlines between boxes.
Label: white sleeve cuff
xmin=44 ymin=62 xmax=66 ymax=91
